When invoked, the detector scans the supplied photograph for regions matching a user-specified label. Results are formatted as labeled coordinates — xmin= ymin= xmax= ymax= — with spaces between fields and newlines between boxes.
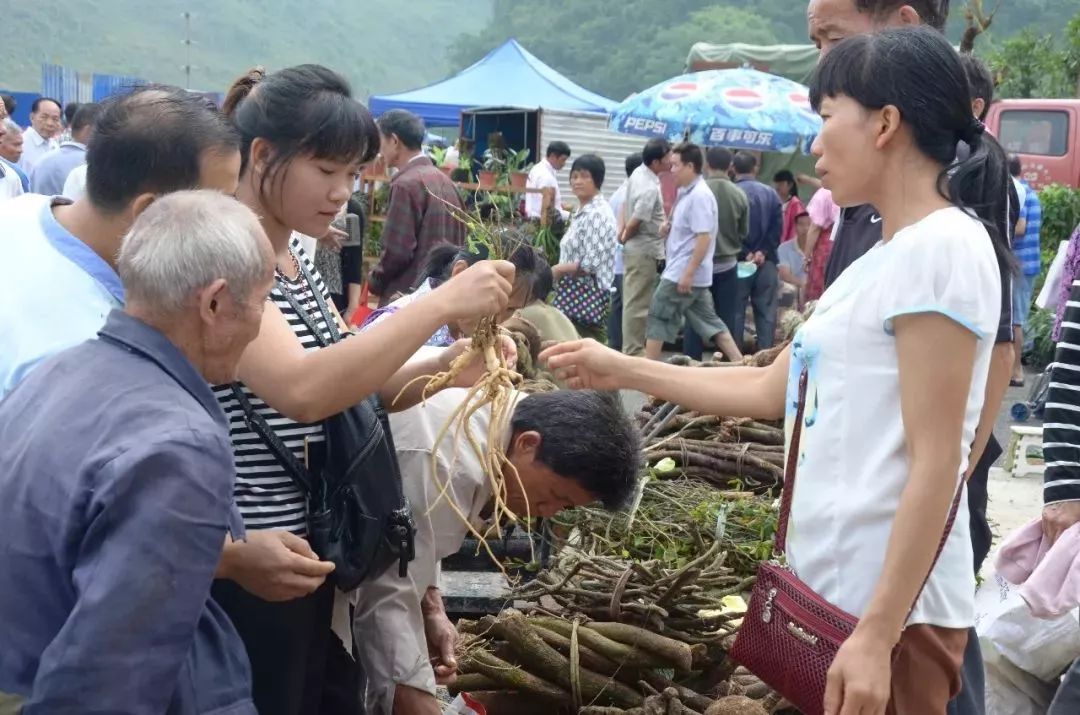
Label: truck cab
xmin=986 ymin=99 xmax=1080 ymax=190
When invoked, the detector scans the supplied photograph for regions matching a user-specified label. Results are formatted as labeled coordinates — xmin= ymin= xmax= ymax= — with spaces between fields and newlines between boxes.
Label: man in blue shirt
xmin=732 ymin=151 xmax=783 ymax=350
xmin=1010 ymin=154 xmax=1043 ymax=386
xmin=29 ymin=102 xmax=102 ymax=196
xmin=0 ymin=85 xmax=241 ymax=398
xmin=0 ymin=190 xmax=276 ymax=713
xmin=645 ymin=143 xmax=743 ymax=363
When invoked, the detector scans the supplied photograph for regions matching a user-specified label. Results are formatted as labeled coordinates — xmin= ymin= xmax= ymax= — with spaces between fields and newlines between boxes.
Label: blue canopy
xmin=369 ymin=39 xmax=616 ymax=128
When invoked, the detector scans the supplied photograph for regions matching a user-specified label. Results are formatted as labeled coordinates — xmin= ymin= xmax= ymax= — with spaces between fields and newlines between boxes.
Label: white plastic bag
xmin=1036 ymin=239 xmax=1071 ymax=311
xmin=976 ymin=569 xmax=1080 ymax=714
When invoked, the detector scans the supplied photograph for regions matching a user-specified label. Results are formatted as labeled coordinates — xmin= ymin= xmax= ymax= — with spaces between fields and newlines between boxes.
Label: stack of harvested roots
xmin=636 ymin=403 xmax=785 ymax=494
xmin=453 ymin=610 xmax=780 ymax=714
xmin=514 ymin=542 xmax=751 ymax=646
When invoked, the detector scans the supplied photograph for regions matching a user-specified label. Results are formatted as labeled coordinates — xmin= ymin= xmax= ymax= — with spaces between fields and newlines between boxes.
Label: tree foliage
xmin=986 ymin=14 xmax=1080 ymax=99
xmin=449 ymin=0 xmax=786 ymax=101
xmin=452 ymin=0 xmax=1080 ymax=101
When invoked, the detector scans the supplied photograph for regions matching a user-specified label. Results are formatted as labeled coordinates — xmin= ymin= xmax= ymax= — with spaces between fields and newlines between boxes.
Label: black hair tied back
xmin=810 ymin=27 xmax=1014 ymax=277
xmin=224 ymin=64 xmax=381 ymax=195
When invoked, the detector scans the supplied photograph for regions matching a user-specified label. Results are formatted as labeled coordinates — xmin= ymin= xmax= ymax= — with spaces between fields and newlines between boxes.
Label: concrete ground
xmin=985 ymin=368 xmax=1046 ymax=553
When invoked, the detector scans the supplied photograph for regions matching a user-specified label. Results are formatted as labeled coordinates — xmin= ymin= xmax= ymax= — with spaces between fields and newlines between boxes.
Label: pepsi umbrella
xmin=609 ymin=68 xmax=821 ymax=154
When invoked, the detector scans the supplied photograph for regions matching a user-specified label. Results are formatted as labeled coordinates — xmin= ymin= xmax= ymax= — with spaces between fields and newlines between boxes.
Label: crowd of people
xmin=1 ymin=1 xmax=1080 ymax=714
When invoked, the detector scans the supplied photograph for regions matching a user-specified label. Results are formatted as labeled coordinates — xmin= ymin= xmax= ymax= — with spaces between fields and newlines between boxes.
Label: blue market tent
xmin=369 ymin=39 xmax=616 ymax=127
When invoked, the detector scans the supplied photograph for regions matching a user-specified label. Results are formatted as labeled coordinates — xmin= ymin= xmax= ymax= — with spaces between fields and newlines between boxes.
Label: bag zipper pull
xmin=762 ymin=587 xmax=778 ymax=624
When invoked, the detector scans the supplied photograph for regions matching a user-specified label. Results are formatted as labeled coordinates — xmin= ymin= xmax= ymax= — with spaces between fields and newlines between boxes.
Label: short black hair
xmin=1008 ymin=154 xmax=1022 ymax=177
xmin=532 ymin=259 xmax=554 ymax=302
xmin=546 ymin=141 xmax=571 ymax=159
xmin=64 ymin=102 xmax=79 ymax=125
xmin=86 ymin=85 xmax=240 ymax=213
xmin=71 ymin=102 xmax=102 ymax=134
xmin=624 ymin=152 xmax=643 ymax=177
xmin=959 ymin=53 xmax=994 ymax=121
xmin=1 ymin=94 xmax=15 ymax=115
xmin=673 ymin=142 xmax=704 ymax=174
xmin=376 ymin=109 xmax=425 ymax=151
xmin=570 ymin=153 xmax=606 ymax=189
xmin=642 ymin=138 xmax=671 ymax=167
xmin=855 ymin=0 xmax=950 ymax=32
xmin=511 ymin=390 xmax=641 ymax=509
xmin=225 ymin=65 xmax=380 ymax=195
xmin=706 ymin=147 xmax=733 ymax=172
xmin=32 ymin=97 xmax=60 ymax=115
xmin=420 ymin=231 xmax=549 ymax=303
xmin=733 ymin=151 xmax=757 ymax=175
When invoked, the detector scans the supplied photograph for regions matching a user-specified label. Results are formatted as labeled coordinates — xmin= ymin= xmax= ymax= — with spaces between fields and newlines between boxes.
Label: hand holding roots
xmin=393 ymin=195 xmax=532 ymax=570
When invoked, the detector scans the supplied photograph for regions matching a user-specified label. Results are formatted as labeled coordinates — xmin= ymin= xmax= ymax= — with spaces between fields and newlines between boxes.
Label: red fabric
xmin=369 ymin=157 xmax=466 ymax=305
xmin=805 ymin=231 xmax=834 ymax=302
xmin=781 ymin=196 xmax=806 ymax=243
xmin=348 ymin=283 xmax=375 ymax=327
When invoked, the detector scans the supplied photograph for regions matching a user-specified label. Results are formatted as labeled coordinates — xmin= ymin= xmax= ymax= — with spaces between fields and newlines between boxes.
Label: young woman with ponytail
xmin=542 ymin=27 xmax=1008 ymax=714
xmin=210 ymin=65 xmax=515 ymax=715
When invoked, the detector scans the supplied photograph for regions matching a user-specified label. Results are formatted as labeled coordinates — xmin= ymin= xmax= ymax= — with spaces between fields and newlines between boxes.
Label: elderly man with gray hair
xmin=0 ymin=190 xmax=273 ymax=714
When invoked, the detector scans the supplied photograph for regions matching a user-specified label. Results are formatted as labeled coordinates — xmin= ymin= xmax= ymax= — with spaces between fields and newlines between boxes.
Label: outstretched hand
xmin=539 ymin=339 xmax=629 ymax=391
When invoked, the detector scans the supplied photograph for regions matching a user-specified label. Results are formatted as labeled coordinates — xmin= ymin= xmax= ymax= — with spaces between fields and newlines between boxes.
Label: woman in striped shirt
xmin=211 ymin=65 xmax=515 ymax=715
xmin=1044 ymin=276 xmax=1080 ymax=714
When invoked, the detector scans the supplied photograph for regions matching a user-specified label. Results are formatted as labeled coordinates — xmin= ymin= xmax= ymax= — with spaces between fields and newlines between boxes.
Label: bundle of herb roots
xmin=453 ymin=609 xmax=781 ymax=714
xmin=395 ymin=198 xmax=527 ymax=567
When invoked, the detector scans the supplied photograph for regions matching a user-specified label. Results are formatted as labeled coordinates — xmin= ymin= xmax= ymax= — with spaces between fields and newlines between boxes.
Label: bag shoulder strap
xmin=773 ymin=368 xmax=964 ymax=617
xmin=229 ymin=383 xmax=315 ymax=498
xmin=277 ymin=249 xmax=344 ymax=348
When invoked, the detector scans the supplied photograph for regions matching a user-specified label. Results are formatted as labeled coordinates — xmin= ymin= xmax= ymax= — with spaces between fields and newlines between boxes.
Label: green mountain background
xmin=2 ymin=0 xmax=1075 ymax=101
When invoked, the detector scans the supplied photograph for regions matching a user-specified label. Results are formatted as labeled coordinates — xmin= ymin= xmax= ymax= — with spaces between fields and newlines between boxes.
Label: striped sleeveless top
xmin=213 ymin=239 xmax=336 ymax=534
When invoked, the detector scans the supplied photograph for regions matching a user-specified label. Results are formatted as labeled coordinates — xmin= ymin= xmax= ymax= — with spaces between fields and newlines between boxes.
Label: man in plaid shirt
xmin=370 ymin=110 xmax=466 ymax=306
xmin=1010 ymin=154 xmax=1043 ymax=386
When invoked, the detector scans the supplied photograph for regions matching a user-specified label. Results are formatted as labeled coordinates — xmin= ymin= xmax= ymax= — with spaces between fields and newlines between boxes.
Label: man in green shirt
xmin=684 ymin=147 xmax=749 ymax=360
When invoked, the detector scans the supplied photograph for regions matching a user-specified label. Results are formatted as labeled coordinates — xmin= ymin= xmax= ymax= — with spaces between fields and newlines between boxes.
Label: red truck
xmin=986 ymin=99 xmax=1080 ymax=189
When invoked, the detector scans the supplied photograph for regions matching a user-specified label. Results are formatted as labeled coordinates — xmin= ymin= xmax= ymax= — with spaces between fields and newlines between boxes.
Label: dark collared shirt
xmin=0 ymin=310 xmax=255 ymax=715
xmin=369 ymin=155 xmax=466 ymax=305
xmin=735 ymin=176 xmax=783 ymax=264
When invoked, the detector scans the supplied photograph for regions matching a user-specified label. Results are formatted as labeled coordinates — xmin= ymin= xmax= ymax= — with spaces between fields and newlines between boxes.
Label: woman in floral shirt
xmin=552 ymin=154 xmax=618 ymax=340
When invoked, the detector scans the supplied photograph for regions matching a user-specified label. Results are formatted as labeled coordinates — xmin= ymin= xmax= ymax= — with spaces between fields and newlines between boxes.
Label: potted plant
xmin=429 ymin=146 xmax=453 ymax=176
xmin=479 ymin=132 xmax=508 ymax=189
xmin=478 ymin=155 xmax=500 ymax=189
xmin=507 ymin=148 xmax=532 ymax=190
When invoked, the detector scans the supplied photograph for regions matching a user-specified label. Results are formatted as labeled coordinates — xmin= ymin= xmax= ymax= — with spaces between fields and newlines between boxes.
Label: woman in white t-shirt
xmin=542 ymin=27 xmax=1013 ymax=715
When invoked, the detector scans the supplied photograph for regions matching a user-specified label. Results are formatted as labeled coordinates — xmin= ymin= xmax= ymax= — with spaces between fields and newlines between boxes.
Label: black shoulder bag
xmin=230 ymin=257 xmax=415 ymax=591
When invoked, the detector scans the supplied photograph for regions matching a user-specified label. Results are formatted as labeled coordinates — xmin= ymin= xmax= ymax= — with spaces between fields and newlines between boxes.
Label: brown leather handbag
xmin=730 ymin=369 xmax=963 ymax=715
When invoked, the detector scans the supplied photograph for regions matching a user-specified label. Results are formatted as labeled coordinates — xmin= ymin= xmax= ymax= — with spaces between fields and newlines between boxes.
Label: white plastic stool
xmin=1005 ymin=425 xmax=1045 ymax=478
